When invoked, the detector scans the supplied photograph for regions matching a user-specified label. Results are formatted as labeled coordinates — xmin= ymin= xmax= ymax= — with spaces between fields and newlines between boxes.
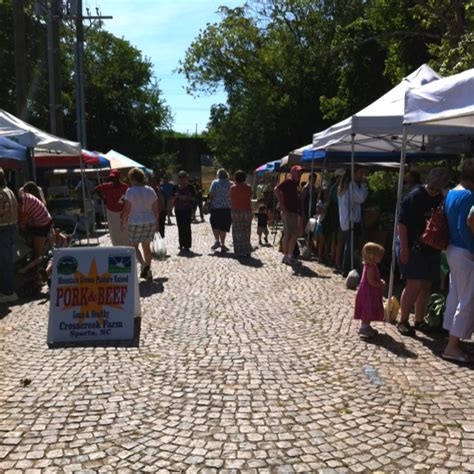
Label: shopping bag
xmin=152 ymin=233 xmax=167 ymax=259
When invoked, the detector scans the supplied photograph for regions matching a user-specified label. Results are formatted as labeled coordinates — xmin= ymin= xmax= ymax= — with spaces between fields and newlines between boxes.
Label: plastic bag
xmin=152 ymin=233 xmax=167 ymax=259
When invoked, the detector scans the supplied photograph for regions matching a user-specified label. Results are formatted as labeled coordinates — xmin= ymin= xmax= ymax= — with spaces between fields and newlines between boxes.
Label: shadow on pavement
xmin=177 ymin=250 xmax=202 ymax=258
xmin=235 ymin=256 xmax=264 ymax=268
xmin=48 ymin=317 xmax=141 ymax=349
xmin=292 ymin=264 xmax=331 ymax=279
xmin=139 ymin=277 xmax=168 ymax=297
xmin=0 ymin=305 xmax=12 ymax=321
xmin=366 ymin=332 xmax=418 ymax=359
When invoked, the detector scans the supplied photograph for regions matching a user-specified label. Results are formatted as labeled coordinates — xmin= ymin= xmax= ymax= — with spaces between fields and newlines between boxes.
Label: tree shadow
xmin=139 ymin=277 xmax=168 ymax=297
xmin=292 ymin=264 xmax=331 ymax=279
xmin=0 ymin=306 xmax=11 ymax=321
xmin=365 ymin=332 xmax=418 ymax=359
xmin=48 ymin=317 xmax=141 ymax=349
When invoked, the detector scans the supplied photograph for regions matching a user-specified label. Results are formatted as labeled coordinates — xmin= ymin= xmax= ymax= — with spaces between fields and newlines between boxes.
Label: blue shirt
xmin=445 ymin=188 xmax=474 ymax=253
xmin=160 ymin=182 xmax=174 ymax=200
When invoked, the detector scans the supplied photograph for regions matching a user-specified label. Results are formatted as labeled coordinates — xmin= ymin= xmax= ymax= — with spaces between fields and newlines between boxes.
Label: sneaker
xmin=221 ymin=245 xmax=229 ymax=252
xmin=414 ymin=321 xmax=432 ymax=332
xmin=0 ymin=292 xmax=19 ymax=304
xmin=211 ymin=241 xmax=220 ymax=250
xmin=282 ymin=256 xmax=292 ymax=265
xmin=397 ymin=321 xmax=415 ymax=336
xmin=289 ymin=256 xmax=302 ymax=266
xmin=140 ymin=266 xmax=150 ymax=279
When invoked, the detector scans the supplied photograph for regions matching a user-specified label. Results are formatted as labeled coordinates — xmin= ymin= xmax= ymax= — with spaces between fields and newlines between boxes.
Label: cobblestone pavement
xmin=1 ymin=220 xmax=474 ymax=473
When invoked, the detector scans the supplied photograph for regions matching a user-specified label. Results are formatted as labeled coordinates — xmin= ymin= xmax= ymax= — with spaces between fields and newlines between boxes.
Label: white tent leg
xmin=387 ymin=126 xmax=408 ymax=320
xmin=350 ymin=134 xmax=355 ymax=270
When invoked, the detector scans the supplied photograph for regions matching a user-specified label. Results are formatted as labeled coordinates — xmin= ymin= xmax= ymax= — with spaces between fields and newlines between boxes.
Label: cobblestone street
xmin=1 ymin=221 xmax=474 ymax=473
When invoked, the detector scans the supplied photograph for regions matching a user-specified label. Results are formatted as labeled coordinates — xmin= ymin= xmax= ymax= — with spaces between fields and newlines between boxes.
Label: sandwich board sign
xmin=48 ymin=247 xmax=140 ymax=344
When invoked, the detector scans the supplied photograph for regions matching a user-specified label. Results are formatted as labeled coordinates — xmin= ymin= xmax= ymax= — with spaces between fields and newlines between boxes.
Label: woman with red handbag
xmin=396 ymin=167 xmax=450 ymax=336
xmin=442 ymin=159 xmax=474 ymax=364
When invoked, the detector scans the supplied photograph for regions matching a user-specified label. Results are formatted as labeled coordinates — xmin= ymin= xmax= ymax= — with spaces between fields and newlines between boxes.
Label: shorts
xmin=282 ymin=212 xmax=299 ymax=238
xmin=257 ymin=226 xmax=269 ymax=235
xmin=128 ymin=222 xmax=156 ymax=244
xmin=30 ymin=221 xmax=53 ymax=237
xmin=210 ymin=208 xmax=231 ymax=232
xmin=396 ymin=241 xmax=441 ymax=283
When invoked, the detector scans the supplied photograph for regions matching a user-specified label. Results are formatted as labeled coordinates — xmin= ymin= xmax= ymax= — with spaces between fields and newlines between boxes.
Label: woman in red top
xmin=18 ymin=190 xmax=53 ymax=258
xmin=230 ymin=170 xmax=253 ymax=257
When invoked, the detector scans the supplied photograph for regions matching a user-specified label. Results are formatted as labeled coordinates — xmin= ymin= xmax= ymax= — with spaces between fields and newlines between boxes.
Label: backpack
xmin=0 ymin=187 xmax=17 ymax=226
xmin=420 ymin=203 xmax=449 ymax=251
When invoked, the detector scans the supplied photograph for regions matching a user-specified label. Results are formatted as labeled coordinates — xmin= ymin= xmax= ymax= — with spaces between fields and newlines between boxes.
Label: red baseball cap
xmin=109 ymin=169 xmax=120 ymax=178
xmin=290 ymin=165 xmax=303 ymax=173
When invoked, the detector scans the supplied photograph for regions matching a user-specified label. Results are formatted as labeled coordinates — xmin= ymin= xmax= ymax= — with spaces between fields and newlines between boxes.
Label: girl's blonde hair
xmin=362 ymin=242 xmax=385 ymax=264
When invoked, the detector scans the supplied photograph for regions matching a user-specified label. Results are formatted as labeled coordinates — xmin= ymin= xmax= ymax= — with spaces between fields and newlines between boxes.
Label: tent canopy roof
xmin=105 ymin=149 xmax=146 ymax=170
xmin=311 ymin=64 xmax=469 ymax=155
xmin=0 ymin=109 xmax=80 ymax=154
xmin=404 ymin=68 xmax=474 ymax=133
xmin=0 ymin=136 xmax=28 ymax=161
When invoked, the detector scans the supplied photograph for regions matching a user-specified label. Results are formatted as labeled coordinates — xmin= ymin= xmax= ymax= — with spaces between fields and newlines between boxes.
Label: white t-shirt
xmin=338 ymin=181 xmax=368 ymax=231
xmin=125 ymin=185 xmax=157 ymax=225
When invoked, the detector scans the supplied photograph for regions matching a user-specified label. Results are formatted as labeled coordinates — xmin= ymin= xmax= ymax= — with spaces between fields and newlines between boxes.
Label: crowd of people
xmin=0 ymin=158 xmax=473 ymax=363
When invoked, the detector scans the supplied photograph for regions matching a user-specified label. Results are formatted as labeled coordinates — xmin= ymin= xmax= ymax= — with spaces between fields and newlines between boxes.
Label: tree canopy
xmin=0 ymin=2 xmax=171 ymax=162
xmin=180 ymin=0 xmax=474 ymax=171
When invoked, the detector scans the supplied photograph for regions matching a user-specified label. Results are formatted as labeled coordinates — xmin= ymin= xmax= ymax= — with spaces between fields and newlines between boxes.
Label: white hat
xmin=334 ymin=168 xmax=346 ymax=177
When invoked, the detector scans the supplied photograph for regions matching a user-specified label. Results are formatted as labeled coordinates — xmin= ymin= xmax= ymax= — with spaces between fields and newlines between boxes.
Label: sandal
xmin=441 ymin=353 xmax=474 ymax=365
xmin=397 ymin=321 xmax=415 ymax=336
xmin=414 ymin=321 xmax=432 ymax=332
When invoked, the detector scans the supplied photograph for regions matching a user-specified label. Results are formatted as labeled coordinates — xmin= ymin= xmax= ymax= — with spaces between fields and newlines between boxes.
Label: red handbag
xmin=420 ymin=203 xmax=449 ymax=251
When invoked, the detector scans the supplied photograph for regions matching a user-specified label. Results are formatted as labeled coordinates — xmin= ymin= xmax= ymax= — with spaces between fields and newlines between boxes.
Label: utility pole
xmin=74 ymin=0 xmax=87 ymax=147
xmin=70 ymin=0 xmax=111 ymax=147
xmin=13 ymin=0 xmax=28 ymax=120
xmin=47 ymin=0 xmax=64 ymax=136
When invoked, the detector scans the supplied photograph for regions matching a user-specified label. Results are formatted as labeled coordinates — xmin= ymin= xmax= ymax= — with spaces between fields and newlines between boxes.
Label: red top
xmin=230 ymin=183 xmax=252 ymax=211
xmin=276 ymin=178 xmax=299 ymax=213
xmin=95 ymin=182 xmax=129 ymax=212
xmin=20 ymin=193 xmax=52 ymax=228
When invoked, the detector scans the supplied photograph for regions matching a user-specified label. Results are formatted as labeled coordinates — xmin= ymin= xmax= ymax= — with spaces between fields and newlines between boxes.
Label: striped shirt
xmin=20 ymin=193 xmax=52 ymax=228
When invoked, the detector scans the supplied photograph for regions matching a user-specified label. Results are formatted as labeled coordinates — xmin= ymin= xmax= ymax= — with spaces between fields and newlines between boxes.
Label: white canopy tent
xmin=311 ymin=64 xmax=470 ymax=270
xmin=387 ymin=68 xmax=474 ymax=316
xmin=0 ymin=109 xmax=80 ymax=155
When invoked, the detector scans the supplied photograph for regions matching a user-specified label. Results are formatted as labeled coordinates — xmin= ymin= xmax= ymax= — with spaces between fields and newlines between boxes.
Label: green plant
xmin=425 ymin=293 xmax=446 ymax=328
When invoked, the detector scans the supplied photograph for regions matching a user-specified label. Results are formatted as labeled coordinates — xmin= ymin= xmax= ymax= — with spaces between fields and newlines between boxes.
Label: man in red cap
xmin=95 ymin=170 xmax=129 ymax=246
xmin=275 ymin=165 xmax=304 ymax=265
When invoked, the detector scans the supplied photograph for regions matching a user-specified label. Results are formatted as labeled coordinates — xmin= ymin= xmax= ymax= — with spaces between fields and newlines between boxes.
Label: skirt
xmin=128 ymin=222 xmax=156 ymax=244
xmin=210 ymin=208 xmax=231 ymax=232
xmin=232 ymin=210 xmax=252 ymax=256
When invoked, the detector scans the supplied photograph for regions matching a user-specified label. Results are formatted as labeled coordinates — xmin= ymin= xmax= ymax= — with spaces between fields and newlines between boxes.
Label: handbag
xmin=420 ymin=202 xmax=449 ymax=251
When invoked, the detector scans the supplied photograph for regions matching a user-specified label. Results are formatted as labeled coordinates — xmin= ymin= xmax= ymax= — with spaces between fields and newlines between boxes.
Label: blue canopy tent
xmin=254 ymin=159 xmax=281 ymax=176
xmin=0 ymin=136 xmax=28 ymax=163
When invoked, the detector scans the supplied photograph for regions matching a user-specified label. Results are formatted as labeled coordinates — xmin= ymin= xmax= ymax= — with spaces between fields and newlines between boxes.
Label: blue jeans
xmin=0 ymin=225 xmax=17 ymax=295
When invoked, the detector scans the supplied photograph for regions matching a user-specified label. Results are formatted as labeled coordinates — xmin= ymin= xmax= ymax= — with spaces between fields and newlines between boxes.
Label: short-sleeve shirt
xmin=20 ymin=193 xmax=52 ymax=228
xmin=399 ymin=185 xmax=442 ymax=250
xmin=276 ymin=178 xmax=299 ymax=214
xmin=209 ymin=179 xmax=232 ymax=209
xmin=173 ymin=184 xmax=196 ymax=211
xmin=125 ymin=185 xmax=157 ymax=225
xmin=445 ymin=189 xmax=474 ymax=253
xmin=230 ymin=183 xmax=252 ymax=211
xmin=160 ymin=182 xmax=174 ymax=200
xmin=95 ymin=182 xmax=128 ymax=212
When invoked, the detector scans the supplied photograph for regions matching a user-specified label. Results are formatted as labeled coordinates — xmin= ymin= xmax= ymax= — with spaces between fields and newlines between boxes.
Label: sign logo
xmin=108 ymin=256 xmax=131 ymax=274
xmin=57 ymin=256 xmax=78 ymax=275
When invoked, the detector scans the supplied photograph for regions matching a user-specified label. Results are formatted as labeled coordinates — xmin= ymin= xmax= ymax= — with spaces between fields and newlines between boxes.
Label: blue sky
xmin=93 ymin=0 xmax=243 ymax=134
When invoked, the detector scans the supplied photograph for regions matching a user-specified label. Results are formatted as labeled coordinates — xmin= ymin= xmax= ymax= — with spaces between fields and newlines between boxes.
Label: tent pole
xmin=307 ymin=150 xmax=315 ymax=245
xmin=387 ymin=125 xmax=408 ymax=321
xmin=78 ymin=150 xmax=90 ymax=246
xmin=350 ymin=134 xmax=355 ymax=270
